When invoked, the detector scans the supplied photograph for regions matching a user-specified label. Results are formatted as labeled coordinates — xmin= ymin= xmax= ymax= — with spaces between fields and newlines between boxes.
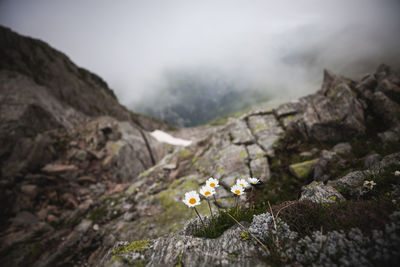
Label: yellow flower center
xmin=240 ymin=183 xmax=244 ymax=187
xmin=235 ymin=190 xmax=241 ymax=194
xmin=205 ymin=191 xmax=210 ymax=196
xmin=189 ymin=198 xmax=196 ymax=204
xmin=210 ymin=183 xmax=215 ymax=187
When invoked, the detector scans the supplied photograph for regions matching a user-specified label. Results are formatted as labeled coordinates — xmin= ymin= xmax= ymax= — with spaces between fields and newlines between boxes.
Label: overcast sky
xmin=1 ymin=0 xmax=400 ymax=107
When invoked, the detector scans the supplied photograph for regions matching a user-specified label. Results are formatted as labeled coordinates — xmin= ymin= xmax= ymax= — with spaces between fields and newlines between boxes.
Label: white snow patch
xmin=150 ymin=130 xmax=192 ymax=146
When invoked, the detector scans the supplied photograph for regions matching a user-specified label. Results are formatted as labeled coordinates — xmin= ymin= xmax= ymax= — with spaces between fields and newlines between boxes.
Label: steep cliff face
xmin=0 ymin=26 xmax=160 ymax=124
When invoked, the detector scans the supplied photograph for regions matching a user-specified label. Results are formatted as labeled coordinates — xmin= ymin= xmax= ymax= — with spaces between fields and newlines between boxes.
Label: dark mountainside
xmin=0 ymin=26 xmax=171 ymax=176
xmin=1 ymin=26 xmax=400 ymax=267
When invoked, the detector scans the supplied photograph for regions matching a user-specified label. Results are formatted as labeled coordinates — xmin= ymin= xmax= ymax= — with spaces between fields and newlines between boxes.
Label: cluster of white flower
xmin=182 ymin=177 xmax=219 ymax=208
xmin=231 ymin=177 xmax=260 ymax=195
xmin=182 ymin=176 xmax=261 ymax=207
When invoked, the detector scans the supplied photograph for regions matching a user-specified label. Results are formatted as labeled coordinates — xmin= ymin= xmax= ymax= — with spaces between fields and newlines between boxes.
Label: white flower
xmin=231 ymin=184 xmax=245 ymax=195
xmin=199 ymin=185 xmax=216 ymax=198
xmin=395 ymin=171 xmax=400 ymax=177
xmin=236 ymin=178 xmax=250 ymax=189
xmin=182 ymin=191 xmax=201 ymax=207
xmin=206 ymin=177 xmax=219 ymax=188
xmin=248 ymin=177 xmax=260 ymax=185
xmin=363 ymin=180 xmax=376 ymax=190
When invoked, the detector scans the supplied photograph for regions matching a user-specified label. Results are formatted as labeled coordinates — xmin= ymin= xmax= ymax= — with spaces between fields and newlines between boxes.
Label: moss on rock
xmin=289 ymin=159 xmax=319 ymax=179
xmin=154 ymin=175 xmax=209 ymax=235
xmin=112 ymin=240 xmax=151 ymax=255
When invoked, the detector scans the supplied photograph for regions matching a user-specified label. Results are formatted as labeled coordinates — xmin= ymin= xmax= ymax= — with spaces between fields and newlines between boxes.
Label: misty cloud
xmin=1 ymin=0 xmax=399 ymax=109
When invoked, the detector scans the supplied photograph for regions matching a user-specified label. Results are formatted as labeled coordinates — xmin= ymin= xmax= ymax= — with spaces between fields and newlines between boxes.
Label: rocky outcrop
xmin=300 ymin=181 xmax=345 ymax=203
xmin=294 ymin=70 xmax=366 ymax=142
xmin=100 ymin=210 xmax=400 ymax=266
xmin=0 ymin=26 xmax=168 ymax=175
xmin=102 ymin=224 xmax=265 ymax=267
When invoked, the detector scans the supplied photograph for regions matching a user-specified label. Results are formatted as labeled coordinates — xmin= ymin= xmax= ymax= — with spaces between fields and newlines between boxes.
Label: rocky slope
xmin=97 ymin=64 xmax=400 ymax=266
xmin=1 ymin=26 xmax=400 ymax=266
xmin=0 ymin=27 xmax=170 ymax=266
xmin=0 ymin=26 xmax=169 ymax=174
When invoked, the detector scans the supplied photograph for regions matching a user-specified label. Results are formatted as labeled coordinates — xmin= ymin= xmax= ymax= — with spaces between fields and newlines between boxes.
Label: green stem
xmin=207 ymin=199 xmax=214 ymax=219
xmin=213 ymin=195 xmax=221 ymax=213
xmin=236 ymin=195 xmax=240 ymax=216
xmin=194 ymin=207 xmax=206 ymax=230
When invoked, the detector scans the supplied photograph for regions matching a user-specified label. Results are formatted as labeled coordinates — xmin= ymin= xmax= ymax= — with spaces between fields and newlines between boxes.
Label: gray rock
xmin=281 ymin=113 xmax=303 ymax=129
xmin=246 ymin=144 xmax=265 ymax=159
xmin=9 ymin=211 xmax=39 ymax=227
xmin=249 ymin=212 xmax=298 ymax=245
xmin=1 ymin=133 xmax=54 ymax=176
xmin=76 ymin=219 xmax=93 ymax=233
xmin=328 ymin=171 xmax=367 ymax=197
xmin=355 ymin=74 xmax=377 ymax=100
xmin=247 ymin=114 xmax=283 ymax=156
xmin=371 ymin=91 xmax=400 ymax=127
xmin=20 ymin=184 xmax=38 ymax=199
xmin=378 ymin=128 xmax=400 ymax=143
xmin=332 ymin=142 xmax=352 ymax=155
xmin=379 ymin=152 xmax=400 ymax=168
xmin=377 ymin=78 xmax=400 ymax=96
xmin=163 ymin=163 xmax=177 ymax=170
xmin=300 ymin=181 xmax=345 ymax=203
xmin=274 ymin=101 xmax=304 ymax=118
xmin=101 ymin=118 xmax=165 ymax=182
xmin=363 ymin=153 xmax=382 ymax=169
xmin=282 ymin=211 xmax=400 ymax=266
xmin=216 ymin=145 xmax=250 ymax=187
xmin=289 ymin=159 xmax=319 ymax=179
xmin=225 ymin=118 xmax=254 ymax=145
xmin=74 ymin=149 xmax=88 ymax=161
xmin=296 ymin=70 xmax=366 ymax=142
xmin=299 ymin=151 xmax=313 ymax=158
xmin=41 ymin=164 xmax=78 ymax=173
xmin=123 ymin=212 xmax=135 ymax=222
xmin=250 ymin=157 xmax=270 ymax=183
xmin=246 ymin=144 xmax=270 ymax=183
xmin=313 ymin=150 xmax=338 ymax=181
xmin=102 ymin=225 xmax=265 ymax=267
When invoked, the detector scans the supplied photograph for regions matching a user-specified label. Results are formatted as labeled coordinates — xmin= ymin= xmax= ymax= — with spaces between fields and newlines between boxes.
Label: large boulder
xmin=294 ymin=70 xmax=366 ymax=142
xmin=289 ymin=159 xmax=319 ymax=179
xmin=247 ymin=114 xmax=284 ymax=156
xmin=101 ymin=225 xmax=265 ymax=267
xmin=300 ymin=181 xmax=345 ymax=203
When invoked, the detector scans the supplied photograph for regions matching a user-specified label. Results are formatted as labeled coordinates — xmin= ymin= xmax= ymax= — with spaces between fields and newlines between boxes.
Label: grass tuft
xmin=193 ymin=206 xmax=260 ymax=238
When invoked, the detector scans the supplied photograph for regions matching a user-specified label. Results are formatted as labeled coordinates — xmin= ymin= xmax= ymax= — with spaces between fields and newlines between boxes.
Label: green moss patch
xmin=155 ymin=176 xmax=209 ymax=235
xmin=112 ymin=240 xmax=151 ymax=255
xmin=289 ymin=159 xmax=319 ymax=179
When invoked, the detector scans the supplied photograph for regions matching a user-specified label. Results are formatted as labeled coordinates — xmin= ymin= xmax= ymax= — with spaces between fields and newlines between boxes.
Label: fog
xmin=1 ymin=0 xmax=400 ymax=109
